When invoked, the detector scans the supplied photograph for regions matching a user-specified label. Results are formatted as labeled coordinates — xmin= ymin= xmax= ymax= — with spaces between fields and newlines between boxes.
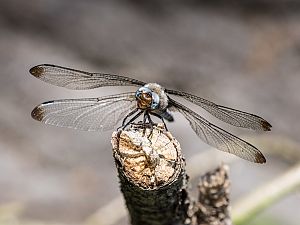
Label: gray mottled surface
xmin=0 ymin=1 xmax=299 ymax=224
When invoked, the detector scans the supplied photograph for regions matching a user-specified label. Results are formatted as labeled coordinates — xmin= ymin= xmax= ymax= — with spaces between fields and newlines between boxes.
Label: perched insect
xmin=30 ymin=64 xmax=271 ymax=163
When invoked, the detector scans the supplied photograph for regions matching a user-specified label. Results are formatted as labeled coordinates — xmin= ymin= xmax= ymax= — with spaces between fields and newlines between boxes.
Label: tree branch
xmin=111 ymin=123 xmax=190 ymax=225
xmin=111 ymin=123 xmax=232 ymax=225
xmin=193 ymin=165 xmax=232 ymax=225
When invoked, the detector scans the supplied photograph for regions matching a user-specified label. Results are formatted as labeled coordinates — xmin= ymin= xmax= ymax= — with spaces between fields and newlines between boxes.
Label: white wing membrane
xmin=30 ymin=64 xmax=146 ymax=90
xmin=32 ymin=93 xmax=137 ymax=131
xmin=169 ymin=99 xmax=266 ymax=163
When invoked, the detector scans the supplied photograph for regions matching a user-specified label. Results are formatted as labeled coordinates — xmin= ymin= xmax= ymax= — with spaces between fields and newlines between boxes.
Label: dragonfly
xmin=30 ymin=64 xmax=272 ymax=163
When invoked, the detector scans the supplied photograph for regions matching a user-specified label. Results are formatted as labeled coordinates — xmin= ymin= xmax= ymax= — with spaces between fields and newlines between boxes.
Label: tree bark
xmin=111 ymin=123 xmax=231 ymax=225
xmin=194 ymin=165 xmax=232 ymax=225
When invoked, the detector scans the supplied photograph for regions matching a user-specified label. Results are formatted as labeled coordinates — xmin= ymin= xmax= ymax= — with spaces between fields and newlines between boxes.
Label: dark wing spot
xmin=30 ymin=65 xmax=45 ymax=78
xmin=31 ymin=105 xmax=45 ymax=121
xmin=261 ymin=120 xmax=272 ymax=131
xmin=255 ymin=152 xmax=266 ymax=164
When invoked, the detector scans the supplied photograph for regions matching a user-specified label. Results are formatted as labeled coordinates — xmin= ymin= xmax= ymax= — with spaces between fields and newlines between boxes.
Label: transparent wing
xmin=169 ymin=98 xmax=266 ymax=163
xmin=166 ymin=89 xmax=271 ymax=131
xmin=30 ymin=64 xmax=146 ymax=90
xmin=31 ymin=93 xmax=137 ymax=131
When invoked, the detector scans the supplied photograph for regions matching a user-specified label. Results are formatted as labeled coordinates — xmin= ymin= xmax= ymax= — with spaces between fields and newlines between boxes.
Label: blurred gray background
xmin=0 ymin=1 xmax=299 ymax=225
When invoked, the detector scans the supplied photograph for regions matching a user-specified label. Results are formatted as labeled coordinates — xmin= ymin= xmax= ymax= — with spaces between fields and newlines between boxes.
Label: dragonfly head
xmin=135 ymin=87 xmax=160 ymax=110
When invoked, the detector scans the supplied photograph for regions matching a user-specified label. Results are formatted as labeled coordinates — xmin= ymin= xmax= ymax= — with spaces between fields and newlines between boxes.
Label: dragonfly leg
xmin=142 ymin=112 xmax=148 ymax=136
xmin=121 ymin=108 xmax=138 ymax=127
xmin=150 ymin=113 xmax=168 ymax=131
xmin=120 ymin=110 xmax=143 ymax=130
xmin=145 ymin=112 xmax=154 ymax=139
xmin=143 ymin=111 xmax=147 ymax=125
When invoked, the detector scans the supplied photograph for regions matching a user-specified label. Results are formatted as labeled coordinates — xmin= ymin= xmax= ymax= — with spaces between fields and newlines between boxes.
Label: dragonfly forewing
xmin=166 ymin=89 xmax=271 ymax=131
xmin=30 ymin=64 xmax=146 ymax=90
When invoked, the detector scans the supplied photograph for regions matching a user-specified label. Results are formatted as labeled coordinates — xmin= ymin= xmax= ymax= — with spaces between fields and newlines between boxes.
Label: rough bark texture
xmin=193 ymin=165 xmax=232 ymax=225
xmin=111 ymin=123 xmax=231 ymax=225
